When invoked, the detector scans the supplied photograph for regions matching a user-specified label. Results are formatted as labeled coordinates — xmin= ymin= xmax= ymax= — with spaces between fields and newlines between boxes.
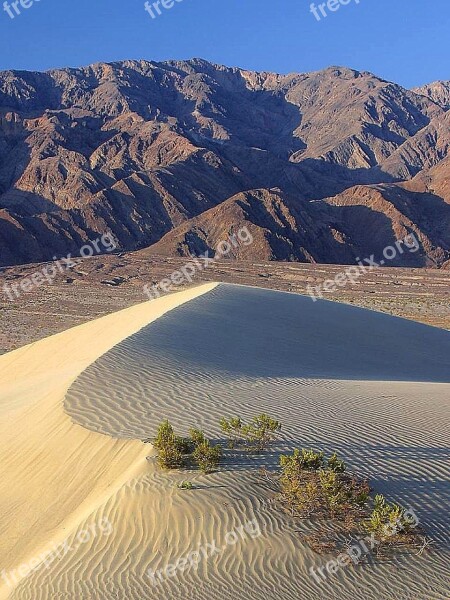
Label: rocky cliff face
xmin=0 ymin=60 xmax=448 ymax=267
xmin=413 ymin=81 xmax=450 ymax=110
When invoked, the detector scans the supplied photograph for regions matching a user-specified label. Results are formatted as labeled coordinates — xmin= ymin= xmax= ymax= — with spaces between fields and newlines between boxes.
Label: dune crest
xmin=0 ymin=283 xmax=218 ymax=599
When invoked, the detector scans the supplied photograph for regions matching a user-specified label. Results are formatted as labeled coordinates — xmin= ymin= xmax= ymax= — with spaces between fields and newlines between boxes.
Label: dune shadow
xmin=127 ymin=285 xmax=450 ymax=382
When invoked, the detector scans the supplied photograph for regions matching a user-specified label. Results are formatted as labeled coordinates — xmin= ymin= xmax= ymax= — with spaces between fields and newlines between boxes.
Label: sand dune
xmin=1 ymin=283 xmax=449 ymax=599
xmin=0 ymin=283 xmax=217 ymax=599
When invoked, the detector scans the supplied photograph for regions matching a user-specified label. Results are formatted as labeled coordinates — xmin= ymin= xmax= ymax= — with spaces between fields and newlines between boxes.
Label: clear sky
xmin=0 ymin=0 xmax=448 ymax=88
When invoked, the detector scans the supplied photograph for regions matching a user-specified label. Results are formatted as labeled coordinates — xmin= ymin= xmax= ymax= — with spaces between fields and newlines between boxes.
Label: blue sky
xmin=0 ymin=0 xmax=448 ymax=88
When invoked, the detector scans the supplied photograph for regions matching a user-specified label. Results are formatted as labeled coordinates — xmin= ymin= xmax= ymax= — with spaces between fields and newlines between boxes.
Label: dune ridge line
xmin=0 ymin=282 xmax=218 ymax=599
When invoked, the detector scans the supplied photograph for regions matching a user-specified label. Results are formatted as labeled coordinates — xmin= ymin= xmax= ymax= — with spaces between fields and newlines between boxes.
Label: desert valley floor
xmin=0 ymin=283 xmax=449 ymax=600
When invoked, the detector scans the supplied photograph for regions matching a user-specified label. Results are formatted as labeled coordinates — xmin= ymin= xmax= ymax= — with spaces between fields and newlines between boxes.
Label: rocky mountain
xmin=0 ymin=59 xmax=448 ymax=268
xmin=413 ymin=81 xmax=450 ymax=110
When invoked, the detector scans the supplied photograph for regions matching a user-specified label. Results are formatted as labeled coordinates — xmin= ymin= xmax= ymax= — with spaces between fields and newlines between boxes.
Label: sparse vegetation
xmin=365 ymin=494 xmax=412 ymax=539
xmin=242 ymin=414 xmax=282 ymax=452
xmin=177 ymin=481 xmax=194 ymax=490
xmin=281 ymin=448 xmax=325 ymax=472
xmin=220 ymin=417 xmax=244 ymax=448
xmin=149 ymin=420 xmax=222 ymax=474
xmin=153 ymin=419 xmax=177 ymax=452
xmin=279 ymin=449 xmax=369 ymax=519
xmin=153 ymin=420 xmax=186 ymax=469
xmin=157 ymin=443 xmax=185 ymax=470
xmin=147 ymin=414 xmax=426 ymax=566
xmin=175 ymin=436 xmax=195 ymax=454
xmin=328 ymin=452 xmax=346 ymax=473
xmin=189 ymin=428 xmax=207 ymax=447
xmin=150 ymin=414 xmax=282 ymax=473
xmin=274 ymin=448 xmax=424 ymax=559
xmin=192 ymin=440 xmax=222 ymax=474
xmin=149 ymin=414 xmax=281 ymax=473
xmin=220 ymin=414 xmax=281 ymax=451
xmin=148 ymin=420 xmax=426 ymax=561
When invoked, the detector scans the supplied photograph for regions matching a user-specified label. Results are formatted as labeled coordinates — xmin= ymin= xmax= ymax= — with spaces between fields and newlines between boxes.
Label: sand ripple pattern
xmin=44 ymin=284 xmax=450 ymax=599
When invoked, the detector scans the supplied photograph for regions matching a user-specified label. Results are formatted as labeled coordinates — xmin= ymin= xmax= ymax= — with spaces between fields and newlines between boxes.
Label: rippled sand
xmin=1 ymin=283 xmax=449 ymax=599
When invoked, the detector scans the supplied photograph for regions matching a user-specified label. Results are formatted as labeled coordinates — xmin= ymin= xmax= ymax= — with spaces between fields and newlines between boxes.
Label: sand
xmin=0 ymin=283 xmax=217 ymax=599
xmin=1 ymin=283 xmax=449 ymax=599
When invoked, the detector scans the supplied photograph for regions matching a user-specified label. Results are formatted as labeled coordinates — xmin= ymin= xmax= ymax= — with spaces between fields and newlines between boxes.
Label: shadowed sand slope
xmin=68 ymin=283 xmax=450 ymax=390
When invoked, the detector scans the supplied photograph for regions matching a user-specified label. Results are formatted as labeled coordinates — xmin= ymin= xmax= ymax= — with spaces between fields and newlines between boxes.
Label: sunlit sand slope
xmin=0 ymin=283 xmax=217 ymax=600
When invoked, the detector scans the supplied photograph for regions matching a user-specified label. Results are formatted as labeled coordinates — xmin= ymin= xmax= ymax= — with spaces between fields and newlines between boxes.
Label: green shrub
xmin=157 ymin=444 xmax=184 ymax=470
xmin=288 ymin=479 xmax=321 ymax=516
xmin=365 ymin=494 xmax=409 ymax=539
xmin=299 ymin=449 xmax=325 ymax=470
xmin=319 ymin=470 xmax=347 ymax=515
xmin=152 ymin=420 xmax=193 ymax=469
xmin=279 ymin=449 xmax=322 ymax=516
xmin=242 ymin=414 xmax=282 ymax=452
xmin=280 ymin=448 xmax=324 ymax=473
xmin=220 ymin=417 xmax=244 ymax=448
xmin=175 ymin=436 xmax=195 ymax=454
xmin=279 ymin=449 xmax=369 ymax=519
xmin=328 ymin=452 xmax=346 ymax=473
xmin=277 ymin=448 xmax=419 ymax=556
xmin=220 ymin=414 xmax=282 ymax=452
xmin=154 ymin=419 xmax=177 ymax=451
xmin=280 ymin=449 xmax=302 ymax=481
xmin=189 ymin=428 xmax=207 ymax=447
xmin=193 ymin=441 xmax=222 ymax=474
xmin=178 ymin=481 xmax=194 ymax=490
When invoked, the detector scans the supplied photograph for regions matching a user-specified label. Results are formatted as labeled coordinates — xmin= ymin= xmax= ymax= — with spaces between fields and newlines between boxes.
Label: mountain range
xmin=0 ymin=59 xmax=449 ymax=268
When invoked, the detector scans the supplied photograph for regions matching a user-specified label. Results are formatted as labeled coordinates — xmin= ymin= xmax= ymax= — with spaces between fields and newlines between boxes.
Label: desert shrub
xmin=157 ymin=444 xmax=184 ymax=470
xmin=292 ymin=479 xmax=322 ymax=516
xmin=193 ymin=441 xmax=222 ymax=474
xmin=328 ymin=452 xmax=346 ymax=473
xmin=280 ymin=449 xmax=303 ymax=481
xmin=189 ymin=428 xmax=207 ymax=447
xmin=299 ymin=449 xmax=325 ymax=470
xmin=242 ymin=414 xmax=282 ymax=452
xmin=319 ymin=470 xmax=347 ymax=515
xmin=153 ymin=420 xmax=193 ymax=469
xmin=178 ymin=481 xmax=194 ymax=490
xmin=176 ymin=436 xmax=195 ymax=454
xmin=220 ymin=414 xmax=282 ymax=452
xmin=276 ymin=450 xmax=422 ymax=558
xmin=279 ymin=449 xmax=370 ymax=519
xmin=365 ymin=494 xmax=410 ymax=539
xmin=280 ymin=448 xmax=324 ymax=473
xmin=280 ymin=450 xmax=321 ymax=516
xmin=153 ymin=419 xmax=177 ymax=451
xmin=151 ymin=421 xmax=224 ymax=473
xmin=220 ymin=417 xmax=244 ymax=448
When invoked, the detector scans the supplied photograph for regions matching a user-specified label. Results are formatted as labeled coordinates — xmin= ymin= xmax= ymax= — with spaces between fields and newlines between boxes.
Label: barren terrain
xmin=1 ymin=254 xmax=448 ymax=354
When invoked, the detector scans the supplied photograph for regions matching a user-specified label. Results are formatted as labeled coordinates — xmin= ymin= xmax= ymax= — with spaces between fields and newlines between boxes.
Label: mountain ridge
xmin=0 ymin=59 xmax=448 ymax=268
